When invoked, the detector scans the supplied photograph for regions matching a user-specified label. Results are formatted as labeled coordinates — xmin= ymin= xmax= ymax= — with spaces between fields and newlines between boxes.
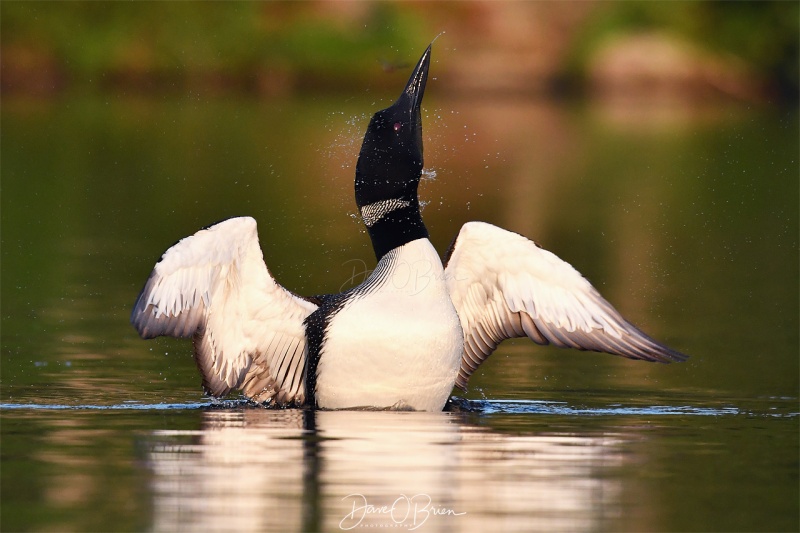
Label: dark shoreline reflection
xmin=144 ymin=408 xmax=634 ymax=532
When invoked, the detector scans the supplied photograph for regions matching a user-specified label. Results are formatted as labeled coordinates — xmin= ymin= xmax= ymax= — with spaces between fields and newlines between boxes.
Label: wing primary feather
xmin=284 ymin=343 xmax=306 ymax=397
xmin=276 ymin=338 xmax=299 ymax=384
xmin=519 ymin=312 xmax=548 ymax=345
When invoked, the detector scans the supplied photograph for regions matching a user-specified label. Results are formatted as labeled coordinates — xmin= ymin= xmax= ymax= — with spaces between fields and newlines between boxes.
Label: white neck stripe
xmin=360 ymin=199 xmax=411 ymax=227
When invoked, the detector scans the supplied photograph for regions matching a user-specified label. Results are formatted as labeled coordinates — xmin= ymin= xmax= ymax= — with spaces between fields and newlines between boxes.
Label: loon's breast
xmin=312 ymin=238 xmax=463 ymax=411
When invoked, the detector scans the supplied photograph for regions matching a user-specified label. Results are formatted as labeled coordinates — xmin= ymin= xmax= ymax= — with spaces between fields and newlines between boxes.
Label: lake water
xmin=1 ymin=93 xmax=798 ymax=532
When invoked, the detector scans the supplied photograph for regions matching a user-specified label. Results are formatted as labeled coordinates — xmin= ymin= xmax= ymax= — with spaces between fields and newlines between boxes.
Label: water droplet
xmin=421 ymin=168 xmax=437 ymax=181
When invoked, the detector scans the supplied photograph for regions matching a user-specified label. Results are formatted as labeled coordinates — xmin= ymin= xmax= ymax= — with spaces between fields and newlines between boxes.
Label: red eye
xmin=393 ymin=122 xmax=402 ymax=132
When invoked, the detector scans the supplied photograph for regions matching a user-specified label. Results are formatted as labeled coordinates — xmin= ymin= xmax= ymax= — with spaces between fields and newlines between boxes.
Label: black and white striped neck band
xmin=360 ymin=199 xmax=411 ymax=227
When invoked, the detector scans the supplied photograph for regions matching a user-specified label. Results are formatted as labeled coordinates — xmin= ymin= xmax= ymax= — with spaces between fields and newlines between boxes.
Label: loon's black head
xmin=354 ymin=45 xmax=431 ymax=260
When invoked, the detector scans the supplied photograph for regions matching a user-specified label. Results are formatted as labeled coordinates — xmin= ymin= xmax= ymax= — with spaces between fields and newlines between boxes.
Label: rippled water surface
xmin=2 ymin=94 xmax=798 ymax=532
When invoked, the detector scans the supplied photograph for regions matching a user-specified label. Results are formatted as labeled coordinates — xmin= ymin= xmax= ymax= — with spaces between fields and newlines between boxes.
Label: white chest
xmin=315 ymin=239 xmax=463 ymax=411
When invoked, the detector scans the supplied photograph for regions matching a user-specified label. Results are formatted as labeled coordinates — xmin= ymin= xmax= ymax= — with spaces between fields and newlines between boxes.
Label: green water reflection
xmin=1 ymin=404 xmax=797 ymax=532
xmin=1 ymin=94 xmax=798 ymax=531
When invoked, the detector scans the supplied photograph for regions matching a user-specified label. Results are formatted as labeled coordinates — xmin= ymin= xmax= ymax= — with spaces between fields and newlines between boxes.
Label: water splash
xmin=421 ymin=168 xmax=437 ymax=182
xmin=0 ymin=399 xmax=247 ymax=411
xmin=2 ymin=398 xmax=795 ymax=418
xmin=446 ymin=397 xmax=798 ymax=418
xmin=324 ymin=111 xmax=372 ymax=171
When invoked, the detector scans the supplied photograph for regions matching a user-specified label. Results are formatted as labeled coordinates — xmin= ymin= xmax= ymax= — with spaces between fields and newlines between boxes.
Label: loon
xmin=130 ymin=44 xmax=687 ymax=411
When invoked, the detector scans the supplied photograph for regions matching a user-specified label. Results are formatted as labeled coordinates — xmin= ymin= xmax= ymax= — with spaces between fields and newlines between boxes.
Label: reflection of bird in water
xmin=130 ymin=43 xmax=687 ymax=411
xmin=146 ymin=409 xmax=629 ymax=532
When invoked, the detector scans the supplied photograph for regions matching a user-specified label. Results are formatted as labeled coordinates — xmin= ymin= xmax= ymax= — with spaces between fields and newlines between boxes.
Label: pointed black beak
xmin=395 ymin=44 xmax=431 ymax=113
xmin=355 ymin=43 xmax=432 ymax=209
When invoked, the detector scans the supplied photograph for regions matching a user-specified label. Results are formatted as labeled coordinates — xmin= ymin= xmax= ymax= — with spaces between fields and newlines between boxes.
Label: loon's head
xmin=354 ymin=45 xmax=431 ymax=259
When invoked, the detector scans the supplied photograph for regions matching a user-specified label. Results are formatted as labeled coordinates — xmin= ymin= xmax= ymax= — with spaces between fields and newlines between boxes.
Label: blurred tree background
xmin=2 ymin=0 xmax=797 ymax=103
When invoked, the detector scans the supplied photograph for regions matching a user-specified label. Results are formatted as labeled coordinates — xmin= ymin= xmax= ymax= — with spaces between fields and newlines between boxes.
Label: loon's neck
xmin=363 ymin=200 xmax=429 ymax=261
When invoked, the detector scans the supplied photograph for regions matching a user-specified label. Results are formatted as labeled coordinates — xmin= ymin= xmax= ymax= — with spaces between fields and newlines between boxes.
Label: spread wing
xmin=444 ymin=221 xmax=687 ymax=390
xmin=130 ymin=216 xmax=317 ymax=405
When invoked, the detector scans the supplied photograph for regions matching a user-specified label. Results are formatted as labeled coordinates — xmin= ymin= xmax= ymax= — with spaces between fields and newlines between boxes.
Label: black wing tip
xmin=626 ymin=323 xmax=689 ymax=364
xmin=610 ymin=335 xmax=689 ymax=365
xmin=618 ymin=334 xmax=689 ymax=364
xmin=650 ymin=345 xmax=690 ymax=364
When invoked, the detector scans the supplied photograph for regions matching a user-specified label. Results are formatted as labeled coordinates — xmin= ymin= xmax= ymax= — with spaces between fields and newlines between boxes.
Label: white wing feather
xmin=130 ymin=217 xmax=317 ymax=405
xmin=445 ymin=221 xmax=687 ymax=390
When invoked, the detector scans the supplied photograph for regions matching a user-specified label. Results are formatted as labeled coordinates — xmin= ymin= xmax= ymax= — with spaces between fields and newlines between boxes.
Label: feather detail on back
xmin=444 ymin=221 xmax=687 ymax=390
xmin=130 ymin=217 xmax=317 ymax=405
